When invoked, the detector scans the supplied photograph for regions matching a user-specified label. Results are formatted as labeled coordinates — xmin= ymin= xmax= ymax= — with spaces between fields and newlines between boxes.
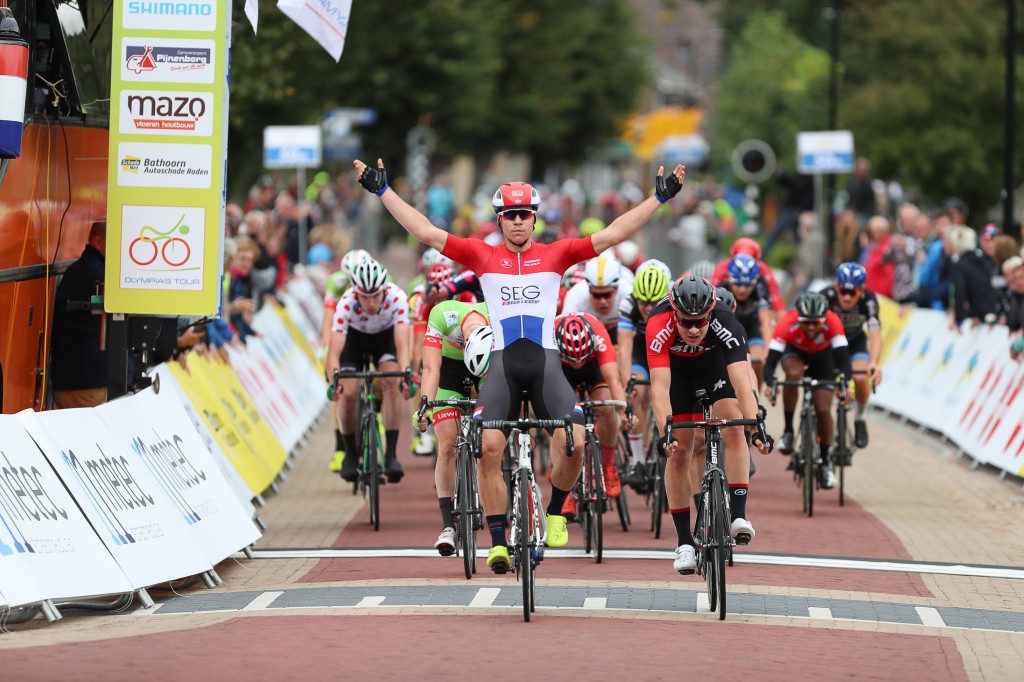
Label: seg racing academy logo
xmin=499 ymin=284 xmax=541 ymax=306
xmin=119 ymin=90 xmax=214 ymax=137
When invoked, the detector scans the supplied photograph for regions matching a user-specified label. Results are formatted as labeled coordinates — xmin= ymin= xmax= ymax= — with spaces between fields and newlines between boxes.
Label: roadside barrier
xmin=0 ymin=276 xmax=328 ymax=618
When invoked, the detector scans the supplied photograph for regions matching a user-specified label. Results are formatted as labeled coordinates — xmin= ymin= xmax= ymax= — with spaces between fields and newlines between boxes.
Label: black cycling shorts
xmin=476 ymin=339 xmax=584 ymax=425
xmin=781 ymin=344 xmax=836 ymax=387
xmin=667 ymin=348 xmax=738 ymax=420
xmin=562 ymin=360 xmax=608 ymax=397
xmin=439 ymin=355 xmax=478 ymax=394
xmin=339 ymin=327 xmax=398 ymax=371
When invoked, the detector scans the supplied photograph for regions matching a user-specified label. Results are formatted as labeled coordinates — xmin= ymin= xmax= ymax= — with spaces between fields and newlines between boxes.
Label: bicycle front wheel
xmin=653 ymin=456 xmax=667 ymax=539
xmin=458 ymin=444 xmax=475 ymax=579
xmin=519 ymin=473 xmax=532 ymax=623
xmin=588 ymin=434 xmax=604 ymax=563
xmin=368 ymin=414 xmax=381 ymax=531
xmin=615 ymin=434 xmax=631 ymax=532
xmin=710 ymin=471 xmax=729 ymax=621
xmin=802 ymin=411 xmax=816 ymax=518
xmin=836 ymin=407 xmax=849 ymax=507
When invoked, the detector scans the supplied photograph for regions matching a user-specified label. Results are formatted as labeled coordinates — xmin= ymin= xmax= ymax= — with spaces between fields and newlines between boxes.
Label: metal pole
xmin=296 ymin=166 xmax=308 ymax=267
xmin=1004 ymin=0 xmax=1018 ymax=239
xmin=825 ymin=5 xmax=841 ymax=270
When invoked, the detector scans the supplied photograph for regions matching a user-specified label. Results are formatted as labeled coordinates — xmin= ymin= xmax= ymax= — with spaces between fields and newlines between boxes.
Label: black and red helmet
xmin=669 ymin=275 xmax=717 ymax=317
xmin=555 ymin=314 xmax=596 ymax=365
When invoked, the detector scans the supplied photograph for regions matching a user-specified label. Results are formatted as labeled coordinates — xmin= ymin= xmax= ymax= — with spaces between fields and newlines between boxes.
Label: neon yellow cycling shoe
xmin=329 ymin=450 xmax=345 ymax=472
xmin=545 ymin=514 xmax=569 ymax=548
xmin=487 ymin=545 xmax=510 ymax=574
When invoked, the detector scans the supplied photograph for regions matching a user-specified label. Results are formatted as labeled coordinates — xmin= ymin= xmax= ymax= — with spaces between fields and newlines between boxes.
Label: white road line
xmin=915 ymin=606 xmax=946 ymax=628
xmin=583 ymin=597 xmax=607 ymax=610
xmin=241 ymin=591 xmax=282 ymax=611
xmin=356 ymin=596 xmax=386 ymax=608
xmin=696 ymin=592 xmax=711 ymax=613
xmin=808 ymin=607 xmax=833 ymax=620
xmin=469 ymin=587 xmax=501 ymax=608
xmin=233 ymin=548 xmax=1024 ymax=581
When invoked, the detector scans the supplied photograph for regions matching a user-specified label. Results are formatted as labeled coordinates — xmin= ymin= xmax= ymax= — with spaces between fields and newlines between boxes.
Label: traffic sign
xmin=797 ymin=130 xmax=854 ymax=174
xmin=264 ymin=125 xmax=322 ymax=169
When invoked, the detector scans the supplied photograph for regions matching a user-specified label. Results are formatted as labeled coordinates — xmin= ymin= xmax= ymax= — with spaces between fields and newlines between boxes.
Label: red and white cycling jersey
xmin=768 ymin=309 xmax=848 ymax=354
xmin=441 ymin=235 xmax=597 ymax=351
xmin=331 ymin=282 xmax=409 ymax=335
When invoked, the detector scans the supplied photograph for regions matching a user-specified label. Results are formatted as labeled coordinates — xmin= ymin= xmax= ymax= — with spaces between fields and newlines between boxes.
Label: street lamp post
xmin=1004 ymin=0 xmax=1018 ymax=240
xmin=824 ymin=4 xmax=841 ymax=270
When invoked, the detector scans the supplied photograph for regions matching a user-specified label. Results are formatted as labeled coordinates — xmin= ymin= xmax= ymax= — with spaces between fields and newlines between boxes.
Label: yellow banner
xmin=877 ymin=296 xmax=913 ymax=366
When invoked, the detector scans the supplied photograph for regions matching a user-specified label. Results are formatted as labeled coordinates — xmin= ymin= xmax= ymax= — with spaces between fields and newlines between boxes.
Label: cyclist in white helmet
xmin=561 ymin=256 xmax=634 ymax=344
xmin=325 ymin=258 xmax=412 ymax=484
xmin=354 ymin=155 xmax=686 ymax=573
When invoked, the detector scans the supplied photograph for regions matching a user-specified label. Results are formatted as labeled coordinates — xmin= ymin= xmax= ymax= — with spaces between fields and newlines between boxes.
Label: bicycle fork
xmin=509 ymin=433 xmax=546 ymax=566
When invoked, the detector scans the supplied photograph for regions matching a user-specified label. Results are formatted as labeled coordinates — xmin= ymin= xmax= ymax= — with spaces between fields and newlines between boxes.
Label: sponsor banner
xmin=123 ymin=0 xmax=218 ymax=33
xmin=0 ymin=416 xmax=133 ymax=608
xmin=875 ymin=296 xmax=912 ymax=367
xmin=226 ymin=343 xmax=303 ymax=452
xmin=151 ymin=365 xmax=258 ymax=513
xmin=107 ymin=1 xmax=229 ymax=315
xmin=119 ymin=204 xmax=206 ymax=294
xmin=16 ymin=408 xmax=212 ymax=589
xmin=118 ymin=90 xmax=214 ymax=137
xmin=253 ymin=306 xmax=328 ymax=427
xmin=121 ymin=38 xmax=215 ymax=84
xmin=97 ymin=388 xmax=261 ymax=565
xmin=118 ymin=142 xmax=213 ymax=189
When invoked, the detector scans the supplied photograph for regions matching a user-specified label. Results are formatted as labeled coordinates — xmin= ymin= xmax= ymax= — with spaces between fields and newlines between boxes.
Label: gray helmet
xmin=715 ymin=286 xmax=737 ymax=313
xmin=794 ymin=291 xmax=829 ymax=320
xmin=669 ymin=275 xmax=716 ymax=317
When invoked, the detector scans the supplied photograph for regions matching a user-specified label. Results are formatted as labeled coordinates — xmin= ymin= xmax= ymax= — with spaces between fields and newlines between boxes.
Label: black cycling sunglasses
xmin=589 ymin=289 xmax=616 ymax=300
xmin=674 ymin=313 xmax=710 ymax=329
xmin=499 ymin=209 xmax=535 ymax=221
xmin=838 ymin=287 xmax=862 ymax=296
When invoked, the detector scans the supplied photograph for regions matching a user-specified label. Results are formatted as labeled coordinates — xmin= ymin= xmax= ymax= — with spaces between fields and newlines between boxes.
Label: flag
xmin=245 ymin=0 xmax=259 ymax=33
xmin=277 ymin=0 xmax=353 ymax=62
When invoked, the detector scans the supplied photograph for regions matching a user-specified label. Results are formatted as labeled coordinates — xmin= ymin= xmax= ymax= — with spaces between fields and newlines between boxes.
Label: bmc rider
xmin=416 ymin=300 xmax=491 ymax=556
xmin=353 ymin=157 xmax=685 ymax=573
xmin=647 ymin=276 xmax=771 ymax=575
xmin=324 ymin=258 xmax=411 ymax=484
xmin=718 ymin=254 xmax=773 ymax=389
xmin=763 ymin=291 xmax=852 ymax=489
xmin=822 ymin=262 xmax=882 ymax=450
xmin=554 ymin=312 xmax=630 ymax=517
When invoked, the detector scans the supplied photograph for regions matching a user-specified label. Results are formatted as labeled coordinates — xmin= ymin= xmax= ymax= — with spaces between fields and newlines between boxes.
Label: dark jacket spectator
xmin=947 ymin=227 xmax=998 ymax=324
xmin=51 ymin=220 xmax=108 ymax=407
xmin=1002 ymin=256 xmax=1024 ymax=332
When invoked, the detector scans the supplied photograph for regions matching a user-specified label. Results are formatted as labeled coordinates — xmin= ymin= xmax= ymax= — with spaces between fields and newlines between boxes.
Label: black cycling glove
xmin=359 ymin=164 xmax=389 ymax=196
xmin=655 ymin=170 xmax=682 ymax=204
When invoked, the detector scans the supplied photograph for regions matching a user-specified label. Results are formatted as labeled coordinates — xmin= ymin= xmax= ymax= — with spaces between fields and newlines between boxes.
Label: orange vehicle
xmin=0 ymin=0 xmax=110 ymax=413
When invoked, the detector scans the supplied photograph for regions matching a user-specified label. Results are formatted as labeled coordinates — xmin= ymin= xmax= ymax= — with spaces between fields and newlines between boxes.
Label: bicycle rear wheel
xmin=836 ymin=407 xmax=850 ymax=507
xmin=615 ymin=434 xmax=631 ymax=532
xmin=710 ymin=471 xmax=729 ymax=620
xmin=518 ymin=473 xmax=532 ymax=623
xmin=653 ymin=456 xmax=667 ymax=539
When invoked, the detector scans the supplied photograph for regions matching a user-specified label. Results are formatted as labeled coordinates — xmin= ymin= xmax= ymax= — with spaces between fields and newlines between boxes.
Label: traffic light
xmin=731 ymin=140 xmax=776 ymax=184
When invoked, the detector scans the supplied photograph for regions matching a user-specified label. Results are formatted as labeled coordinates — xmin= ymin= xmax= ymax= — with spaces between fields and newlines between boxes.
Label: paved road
xmin=2 ymin=407 xmax=1023 ymax=681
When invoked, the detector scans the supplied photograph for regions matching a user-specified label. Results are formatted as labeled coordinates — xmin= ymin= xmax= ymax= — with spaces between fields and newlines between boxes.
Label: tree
xmin=710 ymin=11 xmax=830 ymax=175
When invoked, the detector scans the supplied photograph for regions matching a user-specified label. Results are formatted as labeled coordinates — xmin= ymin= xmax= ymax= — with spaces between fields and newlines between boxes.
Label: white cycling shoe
xmin=730 ymin=517 xmax=755 ymax=545
xmin=434 ymin=527 xmax=456 ymax=557
xmin=673 ymin=544 xmax=696 ymax=575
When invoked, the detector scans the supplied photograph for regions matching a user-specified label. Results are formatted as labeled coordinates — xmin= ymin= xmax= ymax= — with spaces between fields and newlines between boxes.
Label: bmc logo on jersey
xmin=710 ymin=318 xmax=741 ymax=349
xmin=648 ymin=319 xmax=675 ymax=353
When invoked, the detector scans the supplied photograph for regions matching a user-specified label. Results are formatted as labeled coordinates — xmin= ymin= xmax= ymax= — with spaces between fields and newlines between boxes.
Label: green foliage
xmin=226 ymin=0 xmax=650 ymax=194
xmin=711 ymin=11 xmax=830 ymax=174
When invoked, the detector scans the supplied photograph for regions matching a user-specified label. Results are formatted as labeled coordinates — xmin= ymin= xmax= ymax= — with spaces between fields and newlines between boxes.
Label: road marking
xmin=241 ymin=591 xmax=282 ymax=611
xmin=583 ymin=597 xmax=606 ymax=610
xmin=356 ymin=596 xmax=386 ymax=608
xmin=696 ymin=592 xmax=710 ymax=613
xmin=469 ymin=588 xmax=501 ymax=607
xmin=808 ymin=607 xmax=833 ymax=620
xmin=915 ymin=606 xmax=946 ymax=627
xmin=235 ymin=548 xmax=1024 ymax=581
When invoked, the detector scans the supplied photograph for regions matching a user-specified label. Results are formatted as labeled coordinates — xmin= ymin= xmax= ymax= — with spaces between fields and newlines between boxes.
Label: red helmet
xmin=428 ymin=262 xmax=452 ymax=285
xmin=555 ymin=314 xmax=596 ymax=365
xmin=730 ymin=237 xmax=762 ymax=260
xmin=492 ymin=182 xmax=540 ymax=213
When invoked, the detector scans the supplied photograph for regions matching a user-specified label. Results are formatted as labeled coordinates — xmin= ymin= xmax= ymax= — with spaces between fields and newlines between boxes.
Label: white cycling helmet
xmin=616 ymin=240 xmax=640 ymax=265
xmin=639 ymin=258 xmax=673 ymax=281
xmin=350 ymin=258 xmax=389 ymax=295
xmin=421 ymin=248 xmax=441 ymax=269
xmin=583 ymin=256 xmax=622 ymax=289
xmin=463 ymin=326 xmax=493 ymax=377
xmin=341 ymin=248 xmax=371 ymax=276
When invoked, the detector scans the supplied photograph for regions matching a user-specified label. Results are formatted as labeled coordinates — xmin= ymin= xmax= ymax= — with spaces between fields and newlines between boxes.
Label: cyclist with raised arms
xmin=562 ymin=256 xmax=633 ymax=344
xmin=553 ymin=312 xmax=630 ymax=517
xmin=763 ymin=291 xmax=852 ymax=489
xmin=353 ymin=157 xmax=685 ymax=574
xmin=616 ymin=262 xmax=671 ymax=491
xmin=416 ymin=300 xmax=491 ymax=556
xmin=324 ymin=258 xmax=411 ymax=484
xmin=719 ymin=254 xmax=773 ymax=389
xmin=646 ymin=276 xmax=771 ymax=575
xmin=822 ymin=262 xmax=882 ymax=450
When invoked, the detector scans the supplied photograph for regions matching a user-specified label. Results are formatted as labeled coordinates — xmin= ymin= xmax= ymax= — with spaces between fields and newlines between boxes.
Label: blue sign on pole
xmin=796 ymin=130 xmax=855 ymax=174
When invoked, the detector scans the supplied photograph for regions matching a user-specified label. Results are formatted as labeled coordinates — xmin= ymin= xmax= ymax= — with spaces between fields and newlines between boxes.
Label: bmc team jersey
xmin=332 ymin=282 xmax=409 ymax=335
xmin=424 ymin=300 xmax=488 ymax=361
xmin=646 ymin=300 xmax=750 ymax=369
xmin=822 ymin=286 xmax=881 ymax=341
xmin=441 ymin=235 xmax=598 ymax=351
xmin=768 ymin=309 xmax=848 ymax=355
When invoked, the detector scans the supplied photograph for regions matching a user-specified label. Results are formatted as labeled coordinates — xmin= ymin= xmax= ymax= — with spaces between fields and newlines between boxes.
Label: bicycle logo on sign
xmin=129 ymin=214 xmax=192 ymax=267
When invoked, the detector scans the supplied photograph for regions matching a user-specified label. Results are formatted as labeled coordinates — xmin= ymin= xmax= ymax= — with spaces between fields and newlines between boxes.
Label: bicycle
xmin=417 ymin=386 xmax=483 ymax=580
xmin=769 ymin=376 xmax=845 ymax=517
xmin=476 ymin=397 xmax=574 ymax=623
xmin=576 ymin=398 xmax=628 ymax=563
xmin=833 ymin=369 xmax=872 ymax=507
xmin=667 ymin=391 xmax=769 ymax=621
xmin=626 ymin=376 xmax=667 ymax=539
xmin=334 ymin=364 xmax=411 ymax=531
